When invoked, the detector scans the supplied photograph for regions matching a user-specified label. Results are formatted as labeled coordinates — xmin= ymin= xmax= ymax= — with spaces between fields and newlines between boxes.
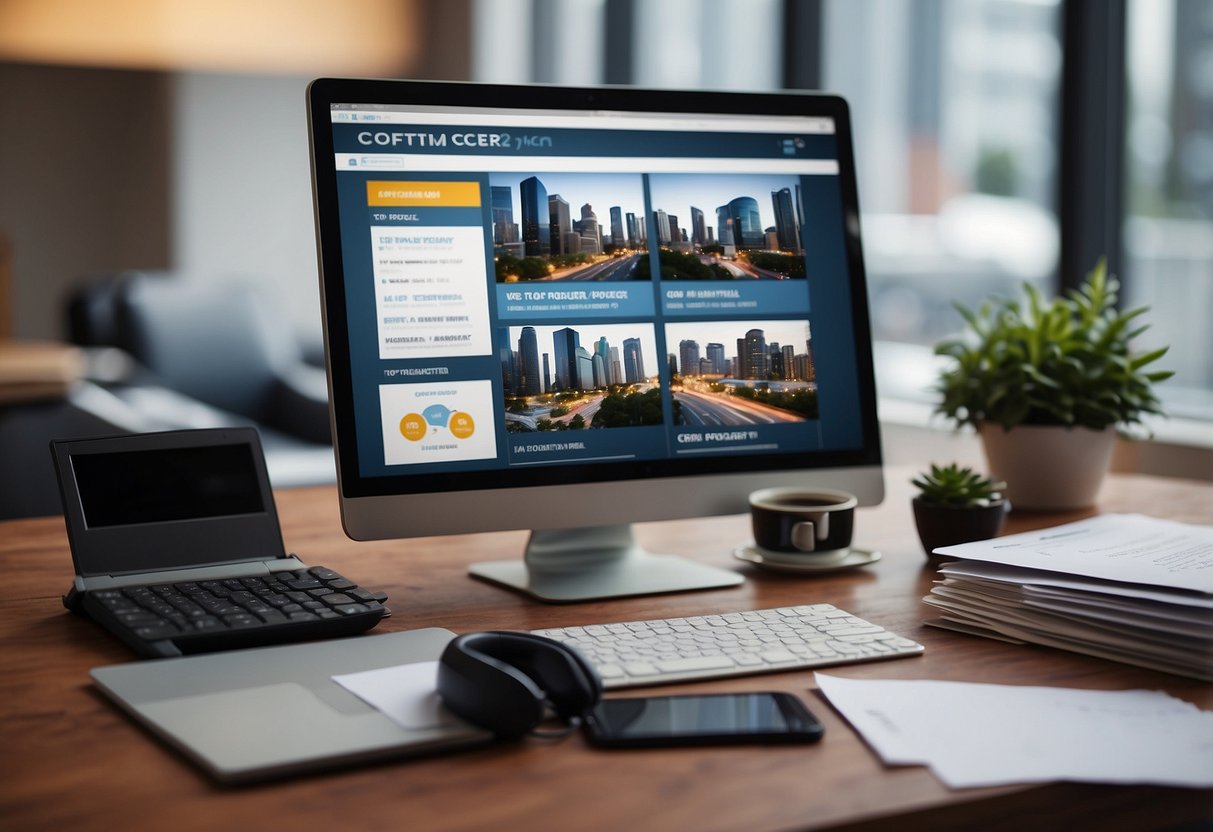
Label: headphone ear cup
xmin=437 ymin=634 xmax=547 ymax=737
xmin=436 ymin=631 xmax=603 ymax=738
xmin=531 ymin=638 xmax=602 ymax=719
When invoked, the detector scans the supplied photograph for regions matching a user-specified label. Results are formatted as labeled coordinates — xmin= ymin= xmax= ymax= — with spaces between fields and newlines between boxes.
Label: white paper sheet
xmin=815 ymin=673 xmax=1213 ymax=789
xmin=932 ymin=514 xmax=1213 ymax=593
xmin=937 ymin=560 xmax=1213 ymax=608
xmin=333 ymin=660 xmax=460 ymax=730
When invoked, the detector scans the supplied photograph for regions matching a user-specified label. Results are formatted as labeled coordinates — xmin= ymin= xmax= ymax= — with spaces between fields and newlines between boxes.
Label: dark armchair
xmin=64 ymin=271 xmax=335 ymax=485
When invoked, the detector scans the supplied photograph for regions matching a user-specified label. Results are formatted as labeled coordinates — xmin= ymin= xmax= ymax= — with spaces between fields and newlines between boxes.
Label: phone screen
xmin=583 ymin=692 xmax=823 ymax=747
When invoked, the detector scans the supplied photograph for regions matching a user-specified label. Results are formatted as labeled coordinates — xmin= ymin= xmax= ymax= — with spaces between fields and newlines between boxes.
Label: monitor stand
xmin=468 ymin=524 xmax=744 ymax=603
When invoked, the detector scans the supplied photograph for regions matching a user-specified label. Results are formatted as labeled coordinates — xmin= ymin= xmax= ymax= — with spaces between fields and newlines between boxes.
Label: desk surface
xmin=2 ymin=469 xmax=1210 ymax=832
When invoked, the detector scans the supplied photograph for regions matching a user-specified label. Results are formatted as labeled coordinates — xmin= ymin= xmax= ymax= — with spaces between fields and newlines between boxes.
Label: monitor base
xmin=468 ymin=524 xmax=744 ymax=603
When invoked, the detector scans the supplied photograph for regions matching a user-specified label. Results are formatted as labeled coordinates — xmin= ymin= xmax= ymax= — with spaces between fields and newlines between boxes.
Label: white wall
xmin=171 ymin=72 xmax=323 ymax=347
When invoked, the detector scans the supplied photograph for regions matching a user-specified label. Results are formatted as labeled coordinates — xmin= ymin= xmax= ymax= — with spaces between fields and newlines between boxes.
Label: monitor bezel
xmin=307 ymin=78 xmax=883 ymax=538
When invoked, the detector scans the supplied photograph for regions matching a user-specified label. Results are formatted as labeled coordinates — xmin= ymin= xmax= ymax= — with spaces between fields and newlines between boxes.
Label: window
xmin=1124 ymin=0 xmax=1213 ymax=420
xmin=468 ymin=0 xmax=1212 ymax=425
xmin=822 ymin=0 xmax=1062 ymax=400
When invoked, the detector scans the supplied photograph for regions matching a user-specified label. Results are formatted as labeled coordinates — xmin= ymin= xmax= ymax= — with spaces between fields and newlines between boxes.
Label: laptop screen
xmin=53 ymin=428 xmax=286 ymax=577
xmin=72 ymin=444 xmax=265 ymax=528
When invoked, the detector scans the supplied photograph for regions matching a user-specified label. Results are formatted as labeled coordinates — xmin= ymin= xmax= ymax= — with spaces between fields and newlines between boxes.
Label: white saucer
xmin=732 ymin=544 xmax=881 ymax=574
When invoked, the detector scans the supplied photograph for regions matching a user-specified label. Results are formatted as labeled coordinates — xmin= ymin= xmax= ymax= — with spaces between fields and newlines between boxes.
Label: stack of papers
xmin=815 ymin=673 xmax=1213 ymax=789
xmin=922 ymin=514 xmax=1213 ymax=681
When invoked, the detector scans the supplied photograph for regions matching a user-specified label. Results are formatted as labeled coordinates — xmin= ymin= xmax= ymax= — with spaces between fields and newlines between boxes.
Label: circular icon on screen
xmin=399 ymin=405 xmax=474 ymax=441
xmin=449 ymin=411 xmax=475 ymax=439
xmin=400 ymin=413 xmax=427 ymax=441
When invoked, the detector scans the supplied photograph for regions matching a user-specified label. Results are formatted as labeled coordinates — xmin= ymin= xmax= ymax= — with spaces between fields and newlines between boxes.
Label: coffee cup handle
xmin=791 ymin=513 xmax=830 ymax=551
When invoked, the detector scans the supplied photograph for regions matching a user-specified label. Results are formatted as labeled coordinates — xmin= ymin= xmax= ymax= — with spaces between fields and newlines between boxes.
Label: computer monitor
xmin=307 ymin=79 xmax=882 ymax=602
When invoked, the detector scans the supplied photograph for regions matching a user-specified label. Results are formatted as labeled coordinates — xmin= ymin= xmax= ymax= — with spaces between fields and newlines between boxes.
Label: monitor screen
xmin=307 ymin=79 xmax=882 ymax=601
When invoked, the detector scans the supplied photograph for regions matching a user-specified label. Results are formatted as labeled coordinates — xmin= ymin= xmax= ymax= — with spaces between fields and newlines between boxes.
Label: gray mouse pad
xmin=91 ymin=627 xmax=489 ymax=783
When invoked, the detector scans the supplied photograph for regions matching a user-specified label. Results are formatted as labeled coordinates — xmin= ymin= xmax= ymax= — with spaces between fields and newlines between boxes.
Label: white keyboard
xmin=532 ymin=604 xmax=924 ymax=689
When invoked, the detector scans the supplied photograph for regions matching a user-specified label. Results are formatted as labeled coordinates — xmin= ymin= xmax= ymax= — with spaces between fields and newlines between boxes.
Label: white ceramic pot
xmin=978 ymin=423 xmax=1116 ymax=510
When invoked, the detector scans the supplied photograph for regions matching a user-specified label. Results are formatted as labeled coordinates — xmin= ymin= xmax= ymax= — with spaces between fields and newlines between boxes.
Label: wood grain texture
xmin=2 ymin=468 xmax=1210 ymax=831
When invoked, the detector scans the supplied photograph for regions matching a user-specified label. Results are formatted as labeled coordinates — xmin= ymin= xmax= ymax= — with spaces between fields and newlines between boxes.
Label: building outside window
xmin=470 ymin=0 xmax=1211 ymax=429
xmin=1124 ymin=0 xmax=1213 ymax=421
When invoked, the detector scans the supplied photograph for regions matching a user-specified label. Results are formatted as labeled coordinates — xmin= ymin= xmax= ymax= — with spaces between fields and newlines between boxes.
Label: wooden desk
xmin=2 ymin=470 xmax=1210 ymax=831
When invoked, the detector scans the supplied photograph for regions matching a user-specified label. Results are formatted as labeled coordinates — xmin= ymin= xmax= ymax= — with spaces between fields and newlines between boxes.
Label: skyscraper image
xmin=579 ymin=203 xmax=601 ymax=252
xmin=491 ymin=185 xmax=516 ymax=244
xmin=768 ymin=342 xmax=785 ymax=379
xmin=794 ymin=183 xmax=804 ymax=238
xmin=739 ymin=328 xmax=768 ymax=379
xmin=625 ymin=212 xmax=638 ymax=247
xmin=726 ymin=196 xmax=764 ymax=249
xmin=716 ymin=206 xmax=734 ymax=246
xmin=679 ymin=339 xmax=700 ymax=376
xmin=518 ymin=326 xmax=541 ymax=395
xmin=520 ymin=176 xmax=551 ymax=256
xmin=549 ymin=193 xmax=571 ymax=257
xmin=623 ymin=337 xmax=644 ymax=383
xmin=610 ymin=206 xmax=624 ymax=250
xmin=654 ymin=209 xmax=671 ymax=245
xmin=552 ymin=326 xmax=580 ymax=391
xmin=595 ymin=336 xmax=613 ymax=386
xmin=772 ymin=187 xmax=801 ymax=252
xmin=575 ymin=346 xmax=594 ymax=390
xmin=690 ymin=206 xmax=706 ymax=245
xmin=706 ymin=342 xmax=726 ymax=374
xmin=592 ymin=352 xmax=606 ymax=388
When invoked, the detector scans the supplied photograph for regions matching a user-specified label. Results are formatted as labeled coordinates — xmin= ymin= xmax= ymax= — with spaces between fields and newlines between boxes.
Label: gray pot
xmin=979 ymin=423 xmax=1115 ymax=510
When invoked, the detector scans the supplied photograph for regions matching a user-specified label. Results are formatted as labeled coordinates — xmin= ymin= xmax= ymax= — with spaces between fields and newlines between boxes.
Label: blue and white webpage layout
xmin=329 ymin=106 xmax=868 ymax=478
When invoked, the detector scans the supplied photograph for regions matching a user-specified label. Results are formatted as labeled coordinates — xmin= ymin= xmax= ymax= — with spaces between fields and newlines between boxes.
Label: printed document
xmin=931 ymin=513 xmax=1213 ymax=593
xmin=815 ymin=673 xmax=1213 ymax=789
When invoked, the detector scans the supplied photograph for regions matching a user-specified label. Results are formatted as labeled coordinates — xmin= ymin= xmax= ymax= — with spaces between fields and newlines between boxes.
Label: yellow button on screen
xmin=367 ymin=181 xmax=481 ymax=207
xmin=449 ymin=412 xmax=475 ymax=439
xmin=400 ymin=413 xmax=427 ymax=442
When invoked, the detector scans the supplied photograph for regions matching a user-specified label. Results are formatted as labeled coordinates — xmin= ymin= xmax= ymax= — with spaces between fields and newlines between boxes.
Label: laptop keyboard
xmin=82 ymin=566 xmax=389 ymax=658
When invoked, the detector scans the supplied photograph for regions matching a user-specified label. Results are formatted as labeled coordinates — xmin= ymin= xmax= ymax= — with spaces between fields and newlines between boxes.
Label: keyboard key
xmin=134 ymin=623 xmax=180 ymax=639
xmin=654 ymin=656 xmax=736 ymax=673
xmin=222 ymin=614 xmax=260 ymax=628
xmin=623 ymin=662 xmax=659 ymax=675
xmin=284 ymin=578 xmax=323 ymax=590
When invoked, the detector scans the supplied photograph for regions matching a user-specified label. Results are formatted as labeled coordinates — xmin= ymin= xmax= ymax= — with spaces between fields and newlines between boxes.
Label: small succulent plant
xmin=912 ymin=463 xmax=1006 ymax=508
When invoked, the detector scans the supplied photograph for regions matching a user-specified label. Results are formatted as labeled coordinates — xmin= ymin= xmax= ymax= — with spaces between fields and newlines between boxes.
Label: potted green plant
xmin=911 ymin=463 xmax=1009 ymax=557
xmin=934 ymin=259 xmax=1171 ymax=509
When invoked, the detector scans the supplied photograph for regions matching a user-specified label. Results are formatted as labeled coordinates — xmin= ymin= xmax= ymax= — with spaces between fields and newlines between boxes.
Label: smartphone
xmin=582 ymin=692 xmax=824 ymax=748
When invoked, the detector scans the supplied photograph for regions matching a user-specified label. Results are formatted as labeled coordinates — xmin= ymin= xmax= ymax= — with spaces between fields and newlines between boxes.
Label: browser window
xmin=325 ymin=104 xmax=867 ymax=483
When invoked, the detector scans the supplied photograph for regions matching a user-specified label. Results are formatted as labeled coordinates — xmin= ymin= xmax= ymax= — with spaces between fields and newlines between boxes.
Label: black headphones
xmin=437 ymin=631 xmax=603 ymax=738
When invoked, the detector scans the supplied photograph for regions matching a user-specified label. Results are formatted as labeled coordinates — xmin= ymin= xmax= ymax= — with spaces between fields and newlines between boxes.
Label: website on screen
xmin=329 ymin=106 xmax=867 ymax=478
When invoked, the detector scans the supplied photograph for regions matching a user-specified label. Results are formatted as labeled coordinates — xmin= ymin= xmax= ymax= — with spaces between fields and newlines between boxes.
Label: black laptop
xmin=53 ymin=428 xmax=388 ymax=658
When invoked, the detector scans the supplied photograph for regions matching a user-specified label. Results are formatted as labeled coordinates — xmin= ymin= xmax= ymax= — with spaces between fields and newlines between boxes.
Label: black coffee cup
xmin=748 ymin=487 xmax=858 ymax=559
